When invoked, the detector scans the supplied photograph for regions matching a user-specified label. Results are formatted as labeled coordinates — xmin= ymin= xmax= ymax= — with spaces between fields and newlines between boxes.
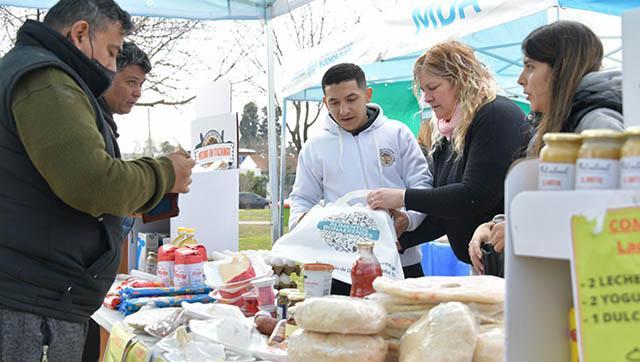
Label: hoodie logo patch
xmin=379 ymin=148 xmax=396 ymax=167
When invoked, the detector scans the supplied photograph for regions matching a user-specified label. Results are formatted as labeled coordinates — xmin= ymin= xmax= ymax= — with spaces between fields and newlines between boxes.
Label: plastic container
xmin=157 ymin=245 xmax=177 ymax=286
xmin=210 ymin=291 xmax=244 ymax=307
xmin=251 ymin=276 xmax=276 ymax=307
xmin=257 ymin=304 xmax=277 ymax=318
xmin=242 ymin=292 xmax=259 ymax=316
xmin=538 ymin=133 xmax=582 ymax=190
xmin=621 ymin=127 xmax=640 ymax=189
xmin=174 ymin=247 xmax=204 ymax=287
xmin=302 ymin=263 xmax=333 ymax=298
xmin=217 ymin=283 xmax=252 ymax=300
xmin=350 ymin=242 xmax=382 ymax=298
xmin=576 ymin=129 xmax=624 ymax=189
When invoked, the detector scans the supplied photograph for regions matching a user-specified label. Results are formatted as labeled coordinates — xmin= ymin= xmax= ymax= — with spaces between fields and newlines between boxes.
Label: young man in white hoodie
xmin=288 ymin=63 xmax=432 ymax=295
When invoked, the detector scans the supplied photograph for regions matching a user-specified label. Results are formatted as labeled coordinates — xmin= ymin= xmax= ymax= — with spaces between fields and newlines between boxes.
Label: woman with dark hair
xmin=520 ymin=20 xmax=623 ymax=155
xmin=468 ymin=20 xmax=624 ymax=273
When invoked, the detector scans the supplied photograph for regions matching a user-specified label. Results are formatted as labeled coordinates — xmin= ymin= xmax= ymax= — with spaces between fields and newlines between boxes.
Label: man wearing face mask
xmin=0 ymin=1 xmax=195 ymax=360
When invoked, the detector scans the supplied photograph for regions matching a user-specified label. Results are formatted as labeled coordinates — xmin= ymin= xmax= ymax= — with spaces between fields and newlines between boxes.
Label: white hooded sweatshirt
xmin=289 ymin=104 xmax=433 ymax=267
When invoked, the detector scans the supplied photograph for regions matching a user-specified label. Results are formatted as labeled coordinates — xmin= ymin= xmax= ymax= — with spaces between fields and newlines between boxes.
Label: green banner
xmin=571 ymin=207 xmax=640 ymax=361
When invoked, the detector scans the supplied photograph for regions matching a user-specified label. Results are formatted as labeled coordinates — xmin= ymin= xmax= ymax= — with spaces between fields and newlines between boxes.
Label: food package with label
xmin=288 ymin=329 xmax=387 ymax=362
xmin=293 ymin=295 xmax=386 ymax=334
xmin=118 ymin=293 xmax=214 ymax=315
xmin=400 ymin=302 xmax=478 ymax=362
xmin=102 ymin=277 xmax=166 ymax=310
xmin=119 ymin=285 xmax=211 ymax=300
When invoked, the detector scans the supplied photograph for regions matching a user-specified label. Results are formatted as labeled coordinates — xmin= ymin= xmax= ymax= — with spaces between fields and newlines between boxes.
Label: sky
xmin=0 ymin=2 xmax=622 ymax=156
xmin=112 ymin=3 xmax=623 ymax=156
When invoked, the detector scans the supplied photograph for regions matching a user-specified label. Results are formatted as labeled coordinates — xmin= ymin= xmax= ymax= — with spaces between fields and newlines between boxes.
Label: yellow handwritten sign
xmin=571 ymin=207 xmax=640 ymax=362
xmin=103 ymin=322 xmax=136 ymax=362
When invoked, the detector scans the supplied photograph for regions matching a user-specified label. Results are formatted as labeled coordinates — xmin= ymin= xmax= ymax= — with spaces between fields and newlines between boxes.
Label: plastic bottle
xmin=171 ymin=227 xmax=187 ymax=247
xmin=174 ymin=247 xmax=204 ymax=287
xmin=157 ymin=244 xmax=177 ymax=286
xmin=350 ymin=242 xmax=382 ymax=298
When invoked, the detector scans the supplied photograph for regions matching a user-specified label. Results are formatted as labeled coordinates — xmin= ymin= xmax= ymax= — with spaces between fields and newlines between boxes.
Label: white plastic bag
xmin=272 ymin=190 xmax=404 ymax=283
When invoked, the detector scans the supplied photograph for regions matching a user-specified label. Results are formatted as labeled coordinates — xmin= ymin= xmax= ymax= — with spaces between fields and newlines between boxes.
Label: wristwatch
xmin=492 ymin=214 xmax=505 ymax=224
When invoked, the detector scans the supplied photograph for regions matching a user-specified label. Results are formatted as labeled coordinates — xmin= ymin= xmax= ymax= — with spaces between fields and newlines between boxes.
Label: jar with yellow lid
xmin=575 ymin=129 xmax=625 ymax=190
xmin=538 ymin=133 xmax=582 ymax=190
xmin=620 ymin=127 xmax=640 ymax=189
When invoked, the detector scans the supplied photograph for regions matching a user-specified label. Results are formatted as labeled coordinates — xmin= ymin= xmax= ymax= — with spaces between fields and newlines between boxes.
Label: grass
xmin=238 ymin=224 xmax=289 ymax=251
xmin=239 ymin=209 xmax=271 ymax=222
xmin=238 ymin=209 xmax=289 ymax=251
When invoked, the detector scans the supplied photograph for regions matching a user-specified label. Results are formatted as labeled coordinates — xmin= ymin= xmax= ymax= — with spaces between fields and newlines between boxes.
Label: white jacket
xmin=289 ymin=104 xmax=433 ymax=267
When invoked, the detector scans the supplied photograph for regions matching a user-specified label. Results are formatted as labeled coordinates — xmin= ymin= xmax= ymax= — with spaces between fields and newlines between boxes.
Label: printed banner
xmin=570 ymin=206 xmax=640 ymax=361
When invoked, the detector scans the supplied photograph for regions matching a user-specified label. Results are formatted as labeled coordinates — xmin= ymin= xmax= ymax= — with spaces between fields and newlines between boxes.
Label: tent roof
xmin=284 ymin=0 xmax=633 ymax=102
xmin=0 ymin=0 xmax=312 ymax=20
xmin=558 ymin=0 xmax=640 ymax=16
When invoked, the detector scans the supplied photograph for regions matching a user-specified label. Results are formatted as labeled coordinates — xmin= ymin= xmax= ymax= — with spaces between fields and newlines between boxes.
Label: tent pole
xmin=278 ymin=99 xmax=288 ymax=238
xmin=265 ymin=18 xmax=280 ymax=243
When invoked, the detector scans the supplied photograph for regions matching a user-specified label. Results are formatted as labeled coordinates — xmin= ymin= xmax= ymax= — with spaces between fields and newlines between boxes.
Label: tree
xmin=0 ymin=7 xmax=245 ymax=109
xmin=229 ymin=0 xmax=363 ymax=155
xmin=257 ymin=105 xmax=283 ymax=156
xmin=239 ymin=102 xmax=260 ymax=149
xmin=239 ymin=171 xmax=268 ymax=197
xmin=157 ymin=141 xmax=175 ymax=155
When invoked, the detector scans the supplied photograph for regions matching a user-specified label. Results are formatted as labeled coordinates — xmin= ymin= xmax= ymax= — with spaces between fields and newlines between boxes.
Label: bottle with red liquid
xmin=350 ymin=242 xmax=382 ymax=298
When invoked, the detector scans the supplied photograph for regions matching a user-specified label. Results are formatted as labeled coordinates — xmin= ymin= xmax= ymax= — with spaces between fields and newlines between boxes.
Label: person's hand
xmin=166 ymin=151 xmax=196 ymax=193
xmin=389 ymin=209 xmax=409 ymax=238
xmin=367 ymin=188 xmax=405 ymax=210
xmin=488 ymin=221 xmax=505 ymax=253
xmin=468 ymin=221 xmax=492 ymax=274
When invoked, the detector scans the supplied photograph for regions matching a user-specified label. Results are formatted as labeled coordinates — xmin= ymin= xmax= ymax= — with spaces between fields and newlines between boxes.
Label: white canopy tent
xmin=277 ymin=0 xmax=635 ymax=238
xmin=0 ymin=0 xmax=314 ymax=241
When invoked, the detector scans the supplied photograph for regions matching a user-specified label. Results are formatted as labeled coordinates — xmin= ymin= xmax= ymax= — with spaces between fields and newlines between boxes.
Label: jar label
xmin=620 ymin=156 xmax=640 ymax=189
xmin=575 ymin=159 xmax=619 ymax=189
xmin=539 ymin=162 xmax=575 ymax=190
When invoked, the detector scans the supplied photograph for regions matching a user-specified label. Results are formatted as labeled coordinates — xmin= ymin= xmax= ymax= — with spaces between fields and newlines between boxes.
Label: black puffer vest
xmin=0 ymin=20 xmax=123 ymax=322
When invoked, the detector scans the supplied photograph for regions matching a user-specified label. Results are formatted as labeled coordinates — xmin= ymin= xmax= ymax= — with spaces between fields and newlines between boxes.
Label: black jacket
xmin=400 ymin=96 xmax=531 ymax=263
xmin=0 ymin=20 xmax=123 ymax=322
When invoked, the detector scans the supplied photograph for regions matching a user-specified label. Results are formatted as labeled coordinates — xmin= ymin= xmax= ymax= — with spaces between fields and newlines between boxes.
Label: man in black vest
xmin=0 ymin=1 xmax=195 ymax=360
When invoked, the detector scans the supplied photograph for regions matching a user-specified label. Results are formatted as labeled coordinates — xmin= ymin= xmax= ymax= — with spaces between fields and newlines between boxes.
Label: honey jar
xmin=575 ymin=129 xmax=625 ymax=190
xmin=620 ymin=127 xmax=640 ymax=189
xmin=538 ymin=133 xmax=582 ymax=190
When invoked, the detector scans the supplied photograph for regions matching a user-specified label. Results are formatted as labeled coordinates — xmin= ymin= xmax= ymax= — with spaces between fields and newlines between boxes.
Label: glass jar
xmin=620 ymin=127 xmax=640 ymax=189
xmin=145 ymin=252 xmax=157 ymax=275
xmin=538 ymin=133 xmax=582 ymax=190
xmin=350 ymin=242 xmax=382 ymax=298
xmin=575 ymin=129 xmax=624 ymax=190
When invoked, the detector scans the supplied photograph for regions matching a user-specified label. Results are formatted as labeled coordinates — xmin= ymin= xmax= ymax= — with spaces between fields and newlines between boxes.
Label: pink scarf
xmin=436 ymin=103 xmax=462 ymax=140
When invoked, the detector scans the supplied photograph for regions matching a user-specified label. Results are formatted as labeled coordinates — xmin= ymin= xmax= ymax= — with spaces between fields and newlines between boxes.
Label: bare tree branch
xmin=137 ymin=96 xmax=196 ymax=107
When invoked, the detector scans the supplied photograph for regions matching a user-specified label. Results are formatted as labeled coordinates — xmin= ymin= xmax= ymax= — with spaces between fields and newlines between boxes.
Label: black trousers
xmin=331 ymin=263 xmax=424 ymax=296
xmin=82 ymin=319 xmax=100 ymax=362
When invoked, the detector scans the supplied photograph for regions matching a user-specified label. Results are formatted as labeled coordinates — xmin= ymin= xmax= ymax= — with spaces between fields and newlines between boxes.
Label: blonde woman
xmin=367 ymin=40 xmax=531 ymax=265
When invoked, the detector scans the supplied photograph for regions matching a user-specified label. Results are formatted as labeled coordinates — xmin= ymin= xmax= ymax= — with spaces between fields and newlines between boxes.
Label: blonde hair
xmin=417 ymin=119 xmax=433 ymax=152
xmin=413 ymin=40 xmax=496 ymax=157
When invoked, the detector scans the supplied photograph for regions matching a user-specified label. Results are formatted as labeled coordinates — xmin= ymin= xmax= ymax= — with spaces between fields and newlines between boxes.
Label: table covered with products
xmin=92 ymin=231 xmax=507 ymax=362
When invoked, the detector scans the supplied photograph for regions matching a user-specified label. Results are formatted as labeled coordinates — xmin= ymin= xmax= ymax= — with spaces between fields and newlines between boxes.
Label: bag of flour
xmin=271 ymin=190 xmax=404 ymax=283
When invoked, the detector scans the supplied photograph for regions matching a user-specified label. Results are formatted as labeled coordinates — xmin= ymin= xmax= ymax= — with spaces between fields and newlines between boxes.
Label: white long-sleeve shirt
xmin=289 ymin=104 xmax=433 ymax=266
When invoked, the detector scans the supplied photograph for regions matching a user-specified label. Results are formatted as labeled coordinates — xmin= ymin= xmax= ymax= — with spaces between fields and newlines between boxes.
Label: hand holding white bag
xmin=272 ymin=190 xmax=404 ymax=283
